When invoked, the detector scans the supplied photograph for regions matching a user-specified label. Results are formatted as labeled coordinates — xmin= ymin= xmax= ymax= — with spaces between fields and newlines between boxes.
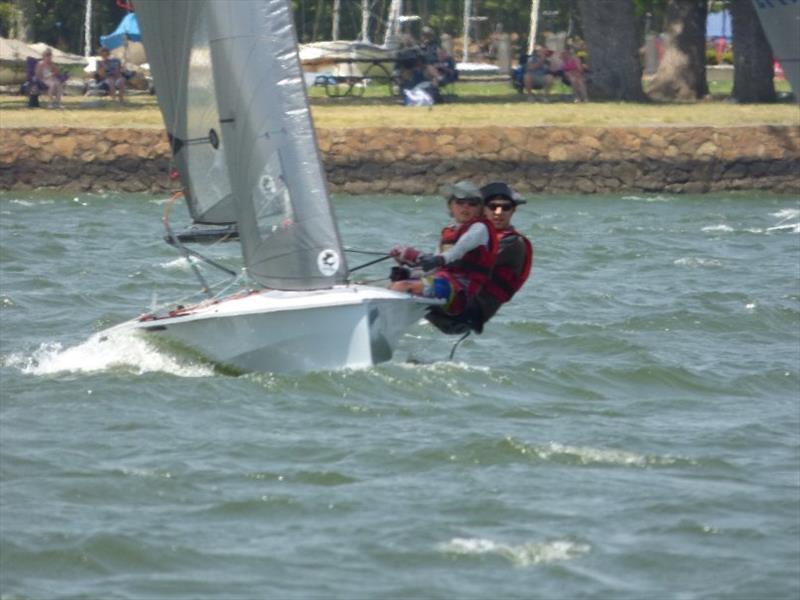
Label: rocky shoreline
xmin=1 ymin=125 xmax=797 ymax=195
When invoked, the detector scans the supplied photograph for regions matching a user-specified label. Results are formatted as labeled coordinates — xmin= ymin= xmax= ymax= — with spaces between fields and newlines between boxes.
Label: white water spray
xmin=4 ymin=330 xmax=214 ymax=378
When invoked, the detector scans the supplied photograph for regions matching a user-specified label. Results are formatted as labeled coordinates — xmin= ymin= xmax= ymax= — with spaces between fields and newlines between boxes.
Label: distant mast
xmin=462 ymin=0 xmax=471 ymax=62
xmin=384 ymin=0 xmax=402 ymax=48
xmin=84 ymin=0 xmax=92 ymax=57
xmin=528 ymin=0 xmax=540 ymax=55
xmin=332 ymin=0 xmax=340 ymax=41
xmin=361 ymin=0 xmax=370 ymax=42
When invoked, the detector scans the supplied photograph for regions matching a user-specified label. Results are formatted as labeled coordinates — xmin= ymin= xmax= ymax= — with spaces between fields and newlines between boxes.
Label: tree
xmin=10 ymin=0 xmax=35 ymax=41
xmin=577 ymin=0 xmax=647 ymax=101
xmin=730 ymin=0 xmax=775 ymax=103
xmin=647 ymin=0 xmax=708 ymax=101
xmin=9 ymin=0 xmax=125 ymax=53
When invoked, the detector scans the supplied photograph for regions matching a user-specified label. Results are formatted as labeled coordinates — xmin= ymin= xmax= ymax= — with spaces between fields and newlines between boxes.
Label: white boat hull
xmin=108 ymin=285 xmax=438 ymax=374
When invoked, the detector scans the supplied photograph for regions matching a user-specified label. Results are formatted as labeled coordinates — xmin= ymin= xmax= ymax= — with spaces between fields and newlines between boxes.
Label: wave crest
xmin=505 ymin=438 xmax=690 ymax=467
xmin=438 ymin=537 xmax=590 ymax=567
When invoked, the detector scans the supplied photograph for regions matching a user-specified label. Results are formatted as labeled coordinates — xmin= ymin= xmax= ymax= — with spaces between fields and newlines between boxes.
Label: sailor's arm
xmin=440 ymin=222 xmax=489 ymax=263
xmin=419 ymin=222 xmax=489 ymax=271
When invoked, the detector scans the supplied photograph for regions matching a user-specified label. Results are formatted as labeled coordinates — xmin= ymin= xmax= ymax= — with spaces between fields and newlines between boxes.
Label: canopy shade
xmin=100 ymin=12 xmax=141 ymax=50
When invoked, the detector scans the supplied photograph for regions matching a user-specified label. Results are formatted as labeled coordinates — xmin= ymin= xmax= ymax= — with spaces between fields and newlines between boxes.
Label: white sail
xmin=207 ymin=0 xmax=347 ymax=289
xmin=752 ymin=0 xmax=800 ymax=100
xmin=135 ymin=1 xmax=236 ymax=225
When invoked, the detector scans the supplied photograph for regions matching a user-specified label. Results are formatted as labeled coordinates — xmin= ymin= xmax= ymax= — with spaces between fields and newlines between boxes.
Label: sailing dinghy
xmin=105 ymin=0 xmax=439 ymax=374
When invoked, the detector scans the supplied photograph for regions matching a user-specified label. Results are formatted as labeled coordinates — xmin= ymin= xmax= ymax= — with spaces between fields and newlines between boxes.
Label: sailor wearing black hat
xmin=473 ymin=181 xmax=533 ymax=325
xmin=426 ymin=181 xmax=533 ymax=334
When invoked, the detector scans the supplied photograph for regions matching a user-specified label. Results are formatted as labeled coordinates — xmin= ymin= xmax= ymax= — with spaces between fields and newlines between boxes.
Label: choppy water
xmin=1 ymin=191 xmax=798 ymax=599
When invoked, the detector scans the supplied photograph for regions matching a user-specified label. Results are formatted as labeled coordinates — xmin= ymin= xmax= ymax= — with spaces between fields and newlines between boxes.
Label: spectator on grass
xmin=432 ymin=46 xmax=458 ymax=88
xmin=523 ymin=46 xmax=555 ymax=99
xmin=561 ymin=46 xmax=588 ymax=102
xmin=34 ymin=49 xmax=65 ymax=109
xmin=97 ymin=47 xmax=126 ymax=104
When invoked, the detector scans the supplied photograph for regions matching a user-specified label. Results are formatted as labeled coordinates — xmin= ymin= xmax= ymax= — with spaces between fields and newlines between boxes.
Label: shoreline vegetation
xmin=1 ymin=93 xmax=798 ymax=130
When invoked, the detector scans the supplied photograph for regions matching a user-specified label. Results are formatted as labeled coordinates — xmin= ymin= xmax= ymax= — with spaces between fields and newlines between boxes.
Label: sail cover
xmin=135 ymin=1 xmax=236 ymax=225
xmin=136 ymin=0 xmax=348 ymax=289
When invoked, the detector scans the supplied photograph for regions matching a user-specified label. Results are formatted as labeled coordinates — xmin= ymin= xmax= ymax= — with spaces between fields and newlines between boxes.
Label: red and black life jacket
xmin=438 ymin=217 xmax=498 ymax=297
xmin=481 ymin=228 xmax=533 ymax=303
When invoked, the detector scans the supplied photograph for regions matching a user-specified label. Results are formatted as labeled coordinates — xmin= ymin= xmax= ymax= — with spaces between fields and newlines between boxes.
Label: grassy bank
xmin=1 ymin=86 xmax=797 ymax=130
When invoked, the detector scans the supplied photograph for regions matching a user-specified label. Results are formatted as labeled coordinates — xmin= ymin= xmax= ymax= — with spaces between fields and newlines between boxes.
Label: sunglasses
xmin=452 ymin=197 xmax=482 ymax=207
xmin=487 ymin=202 xmax=514 ymax=212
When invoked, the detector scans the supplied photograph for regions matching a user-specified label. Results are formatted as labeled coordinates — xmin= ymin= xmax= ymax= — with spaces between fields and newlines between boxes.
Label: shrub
xmin=706 ymin=48 xmax=734 ymax=65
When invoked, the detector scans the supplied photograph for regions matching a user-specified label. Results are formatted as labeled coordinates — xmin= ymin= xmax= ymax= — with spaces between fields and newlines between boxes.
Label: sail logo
xmin=259 ymin=175 xmax=277 ymax=195
xmin=317 ymin=249 xmax=340 ymax=277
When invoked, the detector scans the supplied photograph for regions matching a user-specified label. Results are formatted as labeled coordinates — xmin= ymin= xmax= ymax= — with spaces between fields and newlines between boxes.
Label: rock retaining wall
xmin=2 ymin=126 xmax=798 ymax=195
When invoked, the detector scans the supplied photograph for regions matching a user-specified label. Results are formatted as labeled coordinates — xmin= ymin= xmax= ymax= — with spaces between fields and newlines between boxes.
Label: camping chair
xmin=21 ymin=57 xmax=46 ymax=108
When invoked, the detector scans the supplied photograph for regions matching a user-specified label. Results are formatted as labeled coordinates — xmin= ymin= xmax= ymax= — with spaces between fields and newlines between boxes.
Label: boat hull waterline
xmin=107 ymin=285 xmax=440 ymax=374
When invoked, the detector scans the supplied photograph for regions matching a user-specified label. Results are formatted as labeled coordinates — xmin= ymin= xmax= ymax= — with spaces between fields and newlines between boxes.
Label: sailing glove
xmin=389 ymin=245 xmax=421 ymax=266
xmin=419 ymin=253 xmax=445 ymax=272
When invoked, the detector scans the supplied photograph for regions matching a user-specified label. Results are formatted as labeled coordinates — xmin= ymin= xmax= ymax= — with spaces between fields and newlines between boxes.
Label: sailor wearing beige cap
xmin=388 ymin=180 xmax=498 ymax=317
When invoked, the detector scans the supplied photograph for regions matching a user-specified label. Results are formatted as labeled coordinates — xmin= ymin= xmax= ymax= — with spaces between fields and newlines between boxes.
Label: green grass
xmin=0 ymin=78 xmax=796 ymax=129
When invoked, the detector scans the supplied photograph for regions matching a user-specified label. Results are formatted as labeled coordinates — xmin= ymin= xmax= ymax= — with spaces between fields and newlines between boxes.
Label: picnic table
xmin=312 ymin=57 xmax=401 ymax=98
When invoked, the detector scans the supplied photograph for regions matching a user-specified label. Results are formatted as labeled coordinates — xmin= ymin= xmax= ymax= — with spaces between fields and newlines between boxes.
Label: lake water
xmin=1 ymin=191 xmax=798 ymax=599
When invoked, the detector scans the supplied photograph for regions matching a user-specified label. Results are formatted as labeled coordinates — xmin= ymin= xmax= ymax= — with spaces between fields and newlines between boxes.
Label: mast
xmin=332 ymin=0 xmax=341 ymax=41
xmin=528 ymin=0 xmax=540 ymax=55
xmin=361 ymin=0 xmax=370 ymax=42
xmin=462 ymin=0 xmax=471 ymax=63
xmin=384 ymin=0 xmax=401 ymax=47
xmin=84 ymin=0 xmax=92 ymax=57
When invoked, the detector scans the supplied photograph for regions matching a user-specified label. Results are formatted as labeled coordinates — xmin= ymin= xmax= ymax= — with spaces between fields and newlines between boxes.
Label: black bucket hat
xmin=480 ymin=182 xmax=526 ymax=205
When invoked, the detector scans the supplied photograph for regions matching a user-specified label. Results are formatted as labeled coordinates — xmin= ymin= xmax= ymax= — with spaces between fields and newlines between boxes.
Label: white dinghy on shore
xmin=104 ymin=0 xmax=439 ymax=374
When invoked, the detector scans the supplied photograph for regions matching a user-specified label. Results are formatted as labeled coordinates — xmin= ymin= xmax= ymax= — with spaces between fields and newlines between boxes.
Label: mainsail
xmin=135 ymin=1 xmax=236 ymax=225
xmin=136 ymin=0 xmax=348 ymax=290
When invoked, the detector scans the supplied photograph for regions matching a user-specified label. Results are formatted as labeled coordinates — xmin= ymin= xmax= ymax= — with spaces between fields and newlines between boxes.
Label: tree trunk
xmin=577 ymin=0 xmax=647 ymax=101
xmin=648 ymin=0 xmax=708 ymax=101
xmin=13 ymin=0 xmax=36 ymax=42
xmin=311 ymin=0 xmax=325 ymax=42
xmin=730 ymin=0 xmax=776 ymax=103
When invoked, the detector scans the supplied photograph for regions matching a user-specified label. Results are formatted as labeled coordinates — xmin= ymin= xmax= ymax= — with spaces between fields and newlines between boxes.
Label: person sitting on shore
xmin=561 ymin=46 xmax=588 ymax=102
xmin=432 ymin=46 xmax=458 ymax=88
xmin=96 ymin=47 xmax=126 ymax=104
xmin=388 ymin=180 xmax=497 ymax=317
xmin=34 ymin=49 xmax=65 ymax=109
xmin=523 ymin=46 xmax=555 ymax=99
xmin=419 ymin=26 xmax=447 ymax=94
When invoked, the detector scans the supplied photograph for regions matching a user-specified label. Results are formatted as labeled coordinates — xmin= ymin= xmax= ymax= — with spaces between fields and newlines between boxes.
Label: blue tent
xmin=100 ymin=12 xmax=141 ymax=50
xmin=706 ymin=10 xmax=732 ymax=40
